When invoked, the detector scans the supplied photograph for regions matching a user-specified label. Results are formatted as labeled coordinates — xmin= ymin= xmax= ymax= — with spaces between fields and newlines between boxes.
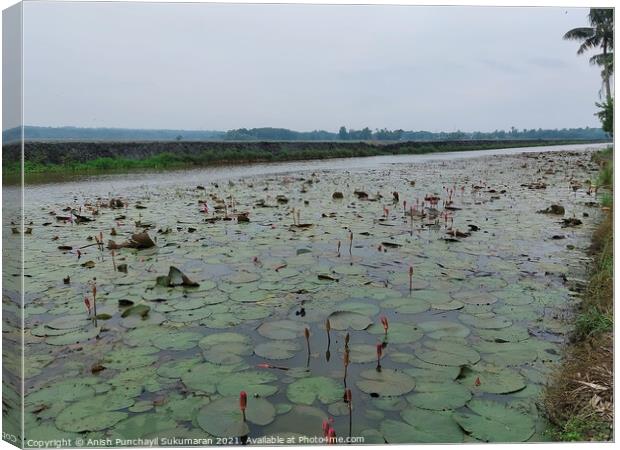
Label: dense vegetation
xmin=2 ymin=125 xmax=609 ymax=144
xmin=2 ymin=139 xmax=603 ymax=179
xmin=545 ymin=148 xmax=613 ymax=441
xmin=545 ymin=8 xmax=613 ymax=441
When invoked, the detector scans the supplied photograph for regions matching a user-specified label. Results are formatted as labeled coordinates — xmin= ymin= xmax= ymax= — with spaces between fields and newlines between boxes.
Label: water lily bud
xmin=239 ymin=391 xmax=247 ymax=411
xmin=327 ymin=427 xmax=337 ymax=443
xmin=325 ymin=319 xmax=331 ymax=332
xmin=376 ymin=343 xmax=383 ymax=359
xmin=474 ymin=377 xmax=481 ymax=387
xmin=345 ymin=388 xmax=352 ymax=404
xmin=343 ymin=348 xmax=350 ymax=367
xmin=84 ymin=297 xmax=91 ymax=314
xmin=322 ymin=420 xmax=330 ymax=437
xmin=344 ymin=333 xmax=350 ymax=346
xmin=380 ymin=316 xmax=389 ymax=333
xmin=304 ymin=327 xmax=310 ymax=340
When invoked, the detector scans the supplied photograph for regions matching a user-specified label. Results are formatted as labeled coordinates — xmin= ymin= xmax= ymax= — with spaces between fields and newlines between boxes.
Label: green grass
xmin=575 ymin=306 xmax=613 ymax=338
xmin=599 ymin=192 xmax=613 ymax=208
xmin=2 ymin=139 xmax=605 ymax=178
xmin=598 ymin=163 xmax=613 ymax=187
xmin=551 ymin=416 xmax=612 ymax=442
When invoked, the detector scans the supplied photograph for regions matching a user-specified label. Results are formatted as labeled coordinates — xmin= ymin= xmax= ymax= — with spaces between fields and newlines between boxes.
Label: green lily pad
xmin=368 ymin=322 xmax=423 ymax=344
xmin=286 ymin=376 xmax=342 ymax=405
xmin=457 ymin=366 xmax=527 ymax=394
xmin=199 ymin=332 xmax=253 ymax=364
xmin=407 ymin=380 xmax=471 ymax=410
xmin=216 ymin=370 xmax=278 ymax=397
xmin=415 ymin=339 xmax=480 ymax=367
xmin=196 ymin=396 xmax=275 ymax=437
xmin=459 ymin=313 xmax=512 ymax=329
xmin=418 ymin=321 xmax=470 ymax=339
xmin=55 ymin=394 xmax=134 ymax=432
xmin=255 ymin=340 xmax=300 ymax=360
xmin=452 ymin=399 xmax=535 ymax=442
xmin=381 ymin=297 xmax=430 ymax=314
xmin=356 ymin=369 xmax=416 ymax=396
xmin=381 ymin=407 xmax=463 ymax=443
xmin=46 ymin=326 xmax=101 ymax=346
xmin=151 ymin=330 xmax=202 ymax=351
xmin=181 ymin=362 xmax=249 ymax=394
xmin=257 ymin=320 xmax=303 ymax=340
xmin=328 ymin=311 xmax=372 ymax=331
xmin=478 ymin=325 xmax=530 ymax=343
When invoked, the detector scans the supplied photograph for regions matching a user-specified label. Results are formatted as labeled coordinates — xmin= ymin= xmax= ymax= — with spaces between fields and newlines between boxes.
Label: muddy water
xmin=4 ymin=144 xmax=607 ymax=445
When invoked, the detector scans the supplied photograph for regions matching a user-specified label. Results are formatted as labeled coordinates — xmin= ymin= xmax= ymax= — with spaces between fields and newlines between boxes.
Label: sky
xmin=6 ymin=2 xmax=609 ymax=132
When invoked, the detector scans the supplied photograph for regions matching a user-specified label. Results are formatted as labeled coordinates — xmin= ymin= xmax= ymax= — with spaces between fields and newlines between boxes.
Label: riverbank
xmin=544 ymin=146 xmax=613 ymax=441
xmin=2 ymin=139 xmax=608 ymax=177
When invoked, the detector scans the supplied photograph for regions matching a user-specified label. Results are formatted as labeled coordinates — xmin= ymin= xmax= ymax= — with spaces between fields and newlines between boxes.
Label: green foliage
xmin=551 ymin=416 xmax=611 ymax=441
xmin=597 ymin=163 xmax=613 ymax=186
xmin=574 ymin=307 xmax=613 ymax=338
xmin=599 ymin=192 xmax=613 ymax=207
xmin=595 ymin=97 xmax=613 ymax=135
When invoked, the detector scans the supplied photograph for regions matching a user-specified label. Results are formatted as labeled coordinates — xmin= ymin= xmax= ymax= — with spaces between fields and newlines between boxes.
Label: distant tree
xmin=176 ymin=135 xmax=183 ymax=141
xmin=564 ymin=8 xmax=614 ymax=100
xmin=338 ymin=126 xmax=348 ymax=140
xmin=596 ymin=97 xmax=613 ymax=136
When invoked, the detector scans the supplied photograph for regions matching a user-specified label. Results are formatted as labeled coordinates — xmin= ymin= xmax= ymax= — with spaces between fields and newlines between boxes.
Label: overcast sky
xmin=9 ymin=2 xmax=607 ymax=131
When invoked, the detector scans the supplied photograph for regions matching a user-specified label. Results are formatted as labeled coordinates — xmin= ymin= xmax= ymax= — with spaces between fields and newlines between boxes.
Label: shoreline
xmin=544 ymin=146 xmax=614 ymax=441
xmin=2 ymin=139 xmax=610 ymax=182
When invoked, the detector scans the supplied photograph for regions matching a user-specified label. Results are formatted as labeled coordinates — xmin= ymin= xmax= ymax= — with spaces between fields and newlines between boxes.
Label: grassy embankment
xmin=3 ymin=139 xmax=604 ymax=176
xmin=544 ymin=146 xmax=613 ymax=441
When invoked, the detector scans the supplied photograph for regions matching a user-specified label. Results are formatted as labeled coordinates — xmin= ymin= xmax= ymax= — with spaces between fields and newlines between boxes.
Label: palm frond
xmin=563 ymin=27 xmax=594 ymax=41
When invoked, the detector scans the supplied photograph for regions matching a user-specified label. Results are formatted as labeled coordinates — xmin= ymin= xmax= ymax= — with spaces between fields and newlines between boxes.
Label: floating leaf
xmin=356 ymin=369 xmax=416 ymax=396
xmin=328 ymin=311 xmax=372 ymax=331
xmin=406 ymin=381 xmax=471 ymax=410
xmin=286 ymin=376 xmax=342 ymax=405
xmin=216 ymin=371 xmax=278 ymax=397
xmin=199 ymin=332 xmax=253 ymax=364
xmin=257 ymin=320 xmax=303 ymax=340
xmin=415 ymin=339 xmax=480 ymax=367
xmin=418 ymin=321 xmax=470 ymax=339
xmin=368 ymin=322 xmax=423 ymax=344
xmin=381 ymin=407 xmax=463 ymax=443
xmin=452 ymin=399 xmax=535 ymax=442
xmin=197 ymin=396 xmax=275 ymax=437
xmin=255 ymin=340 xmax=300 ymax=360
xmin=457 ymin=366 xmax=526 ymax=394
xmin=55 ymin=394 xmax=134 ymax=432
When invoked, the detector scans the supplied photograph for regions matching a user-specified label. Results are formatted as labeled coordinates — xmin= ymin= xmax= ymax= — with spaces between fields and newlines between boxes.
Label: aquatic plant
xmin=380 ymin=316 xmax=389 ymax=336
xmin=376 ymin=343 xmax=383 ymax=372
xmin=409 ymin=266 xmax=414 ymax=292
xmin=239 ymin=391 xmax=247 ymax=422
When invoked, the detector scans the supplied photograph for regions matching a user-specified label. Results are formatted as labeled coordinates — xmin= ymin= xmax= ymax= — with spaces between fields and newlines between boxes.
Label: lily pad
xmin=407 ymin=380 xmax=471 ymax=410
xmin=257 ymin=320 xmax=303 ymax=340
xmin=197 ymin=396 xmax=275 ymax=437
xmin=255 ymin=340 xmax=300 ymax=360
xmin=55 ymin=394 xmax=134 ymax=432
xmin=381 ymin=407 xmax=463 ymax=443
xmin=286 ymin=376 xmax=342 ymax=405
xmin=368 ymin=322 xmax=423 ymax=344
xmin=457 ymin=366 xmax=527 ymax=394
xmin=328 ymin=311 xmax=372 ymax=330
xmin=452 ymin=399 xmax=535 ymax=442
xmin=216 ymin=371 xmax=278 ymax=397
xmin=418 ymin=321 xmax=470 ymax=339
xmin=415 ymin=339 xmax=480 ymax=367
xmin=356 ymin=369 xmax=416 ymax=396
xmin=199 ymin=332 xmax=253 ymax=364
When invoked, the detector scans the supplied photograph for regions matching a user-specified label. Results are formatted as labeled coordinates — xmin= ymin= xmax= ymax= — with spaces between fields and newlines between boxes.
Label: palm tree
xmin=564 ymin=8 xmax=614 ymax=100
